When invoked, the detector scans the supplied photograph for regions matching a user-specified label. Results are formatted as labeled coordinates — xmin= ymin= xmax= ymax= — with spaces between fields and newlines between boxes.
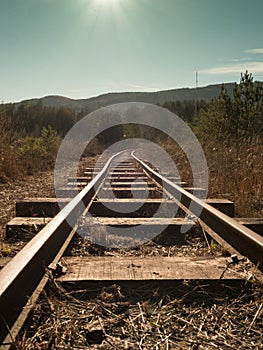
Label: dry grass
xmin=0 ymin=143 xmax=23 ymax=184
xmin=17 ymin=276 xmax=263 ymax=349
xmin=66 ymin=222 xmax=222 ymax=258
xmin=164 ymin=137 xmax=262 ymax=217
xmin=203 ymin=138 xmax=262 ymax=217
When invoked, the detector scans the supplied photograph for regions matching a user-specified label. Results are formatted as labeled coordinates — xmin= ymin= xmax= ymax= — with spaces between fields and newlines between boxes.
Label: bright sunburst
xmin=96 ymin=0 xmax=118 ymax=3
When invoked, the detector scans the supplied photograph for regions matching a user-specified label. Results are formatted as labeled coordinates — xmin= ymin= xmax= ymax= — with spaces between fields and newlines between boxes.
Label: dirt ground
xmin=0 ymin=171 xmax=55 ymax=256
xmin=0 ymin=156 xmax=99 ymax=257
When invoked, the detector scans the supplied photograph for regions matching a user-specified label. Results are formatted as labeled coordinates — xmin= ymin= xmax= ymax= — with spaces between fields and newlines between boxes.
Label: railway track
xmin=0 ymin=151 xmax=263 ymax=348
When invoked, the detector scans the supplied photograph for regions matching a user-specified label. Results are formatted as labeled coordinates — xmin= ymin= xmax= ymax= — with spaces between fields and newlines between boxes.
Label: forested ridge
xmin=1 ymin=102 xmax=78 ymax=138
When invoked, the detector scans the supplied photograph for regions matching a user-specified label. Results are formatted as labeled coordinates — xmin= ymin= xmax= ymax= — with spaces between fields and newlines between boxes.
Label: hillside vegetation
xmin=164 ymin=72 xmax=263 ymax=217
xmin=0 ymin=72 xmax=262 ymax=217
xmin=0 ymin=103 xmax=75 ymax=179
xmin=194 ymin=72 xmax=262 ymax=217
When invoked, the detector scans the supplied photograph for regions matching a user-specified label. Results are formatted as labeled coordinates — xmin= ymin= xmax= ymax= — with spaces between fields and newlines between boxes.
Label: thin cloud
xmin=200 ymin=61 xmax=263 ymax=75
xmin=68 ymin=83 xmax=162 ymax=98
xmin=243 ymin=48 xmax=263 ymax=54
xmin=104 ymin=81 xmax=161 ymax=92
xmin=231 ymin=57 xmax=251 ymax=62
xmin=125 ymin=83 xmax=161 ymax=92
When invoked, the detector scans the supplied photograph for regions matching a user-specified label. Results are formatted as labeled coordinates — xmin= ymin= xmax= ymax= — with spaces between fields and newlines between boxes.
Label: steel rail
xmin=1 ymin=151 xmax=262 ymax=344
xmin=132 ymin=153 xmax=263 ymax=271
xmin=0 ymin=152 xmax=121 ymax=345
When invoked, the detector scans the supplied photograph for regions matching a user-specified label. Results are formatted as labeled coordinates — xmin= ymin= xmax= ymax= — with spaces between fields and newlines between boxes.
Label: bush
xmin=17 ymin=126 xmax=61 ymax=175
xmin=194 ymin=71 xmax=263 ymax=142
xmin=0 ymin=145 xmax=20 ymax=183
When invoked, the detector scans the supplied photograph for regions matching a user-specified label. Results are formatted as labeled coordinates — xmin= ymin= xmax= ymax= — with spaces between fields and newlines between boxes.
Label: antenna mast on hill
xmin=195 ymin=71 xmax=198 ymax=113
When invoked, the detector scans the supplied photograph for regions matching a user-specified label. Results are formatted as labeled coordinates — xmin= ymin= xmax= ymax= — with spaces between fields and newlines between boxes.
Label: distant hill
xmin=19 ymin=83 xmax=235 ymax=114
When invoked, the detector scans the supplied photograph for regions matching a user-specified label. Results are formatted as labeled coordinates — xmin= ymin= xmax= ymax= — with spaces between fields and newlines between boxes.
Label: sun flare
xmin=94 ymin=0 xmax=123 ymax=12
xmin=96 ymin=0 xmax=118 ymax=3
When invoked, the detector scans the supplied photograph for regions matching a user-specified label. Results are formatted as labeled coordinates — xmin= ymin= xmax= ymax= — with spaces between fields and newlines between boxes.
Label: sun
xmin=96 ymin=0 xmax=118 ymax=3
xmin=95 ymin=0 xmax=121 ymax=9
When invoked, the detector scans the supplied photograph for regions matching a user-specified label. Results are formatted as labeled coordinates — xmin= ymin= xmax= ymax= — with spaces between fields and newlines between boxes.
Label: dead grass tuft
xmin=163 ymin=137 xmax=262 ymax=217
xmin=203 ymin=138 xmax=263 ymax=217
xmin=17 ymin=276 xmax=263 ymax=349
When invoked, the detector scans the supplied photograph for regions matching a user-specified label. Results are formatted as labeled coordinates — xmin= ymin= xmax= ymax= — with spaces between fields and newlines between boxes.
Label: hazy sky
xmin=1 ymin=0 xmax=263 ymax=103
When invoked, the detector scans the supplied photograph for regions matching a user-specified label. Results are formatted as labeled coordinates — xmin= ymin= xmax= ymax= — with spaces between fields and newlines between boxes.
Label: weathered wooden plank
xmin=89 ymin=199 xmax=181 ymax=218
xmin=85 ymin=171 xmax=145 ymax=176
xmin=103 ymin=186 xmax=156 ymax=191
xmin=184 ymin=187 xmax=207 ymax=198
xmin=101 ymin=187 xmax=159 ymax=198
xmin=109 ymin=181 xmax=187 ymax=187
xmin=112 ymin=167 xmax=142 ymax=171
xmin=84 ymin=217 xmax=192 ymax=225
xmin=85 ymin=167 xmax=103 ymax=171
xmin=56 ymin=187 xmax=81 ymax=197
xmin=110 ymin=166 xmax=136 ymax=169
xmin=83 ymin=216 xmax=195 ymax=245
xmin=67 ymin=182 xmax=88 ymax=187
xmin=109 ymin=181 xmax=151 ymax=187
xmin=57 ymin=256 xmax=243 ymax=282
xmin=6 ymin=217 xmax=53 ymax=238
xmin=206 ymin=199 xmax=235 ymax=217
xmin=109 ymin=171 xmax=145 ymax=175
xmin=68 ymin=177 xmax=91 ymax=182
xmin=16 ymin=198 xmax=70 ymax=217
xmin=108 ymin=176 xmax=148 ymax=180
xmin=235 ymin=218 xmax=263 ymax=235
xmin=95 ymin=198 xmax=168 ymax=203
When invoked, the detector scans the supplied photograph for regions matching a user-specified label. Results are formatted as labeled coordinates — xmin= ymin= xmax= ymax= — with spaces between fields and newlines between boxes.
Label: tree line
xmin=0 ymin=101 xmax=77 ymax=139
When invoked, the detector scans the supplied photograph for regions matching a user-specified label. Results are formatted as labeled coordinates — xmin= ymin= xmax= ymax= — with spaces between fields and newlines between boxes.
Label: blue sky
xmin=1 ymin=0 xmax=263 ymax=103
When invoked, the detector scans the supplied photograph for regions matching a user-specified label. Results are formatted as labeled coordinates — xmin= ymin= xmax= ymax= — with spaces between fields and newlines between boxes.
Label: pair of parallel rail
xmin=0 ymin=152 xmax=263 ymax=347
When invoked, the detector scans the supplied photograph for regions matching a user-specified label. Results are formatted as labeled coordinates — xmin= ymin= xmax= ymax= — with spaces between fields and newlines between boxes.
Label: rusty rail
xmin=0 ymin=152 xmax=121 ymax=346
xmin=133 ymin=153 xmax=263 ymax=270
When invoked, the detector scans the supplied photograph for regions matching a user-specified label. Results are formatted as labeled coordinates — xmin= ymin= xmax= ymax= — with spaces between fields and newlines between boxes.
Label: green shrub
xmin=194 ymin=71 xmax=263 ymax=143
